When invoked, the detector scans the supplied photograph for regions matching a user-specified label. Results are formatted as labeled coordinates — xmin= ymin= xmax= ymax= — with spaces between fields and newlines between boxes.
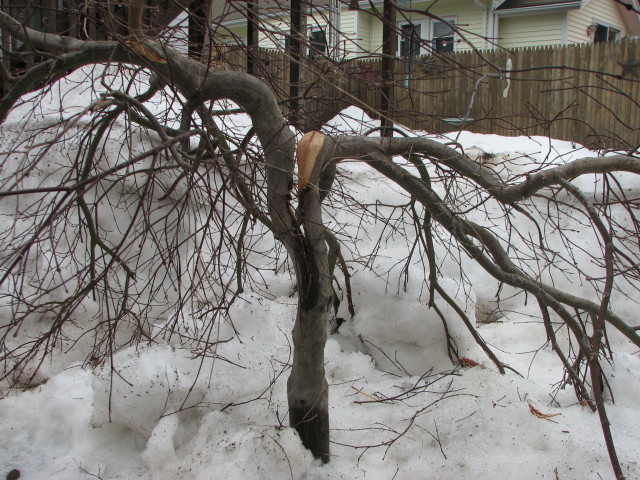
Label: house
xmin=0 ymin=0 xmax=192 ymax=41
xmin=212 ymin=0 xmax=640 ymax=59
xmin=0 ymin=0 xmax=205 ymax=78
xmin=492 ymin=0 xmax=640 ymax=48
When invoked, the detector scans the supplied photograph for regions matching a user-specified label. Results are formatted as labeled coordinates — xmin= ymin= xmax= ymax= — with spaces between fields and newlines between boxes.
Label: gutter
xmin=358 ymin=0 xmax=385 ymax=8
xmin=495 ymin=2 xmax=581 ymax=16
xmin=218 ymin=18 xmax=248 ymax=27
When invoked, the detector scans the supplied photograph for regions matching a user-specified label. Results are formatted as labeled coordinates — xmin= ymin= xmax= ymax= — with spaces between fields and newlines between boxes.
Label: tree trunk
xmin=188 ymin=0 xmax=210 ymax=61
xmin=380 ymin=0 xmax=396 ymax=137
xmin=246 ymin=0 xmax=259 ymax=74
xmin=286 ymin=184 xmax=332 ymax=462
xmin=287 ymin=307 xmax=330 ymax=462
xmin=289 ymin=0 xmax=307 ymax=123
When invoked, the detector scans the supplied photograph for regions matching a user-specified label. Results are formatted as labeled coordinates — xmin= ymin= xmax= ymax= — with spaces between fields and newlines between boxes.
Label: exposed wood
xmin=296 ymin=131 xmax=326 ymax=191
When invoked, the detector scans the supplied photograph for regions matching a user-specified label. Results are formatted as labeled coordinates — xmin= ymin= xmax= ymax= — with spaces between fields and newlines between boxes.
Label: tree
xmin=0 ymin=1 xmax=638 ymax=477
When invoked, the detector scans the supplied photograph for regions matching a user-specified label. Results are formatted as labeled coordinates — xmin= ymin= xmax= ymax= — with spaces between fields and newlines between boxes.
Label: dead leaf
xmin=528 ymin=402 xmax=562 ymax=421
xmin=459 ymin=357 xmax=484 ymax=368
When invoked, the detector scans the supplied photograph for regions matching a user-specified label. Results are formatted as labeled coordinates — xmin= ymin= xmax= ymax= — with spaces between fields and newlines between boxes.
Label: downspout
xmin=329 ymin=0 xmax=341 ymax=58
xmin=348 ymin=1 xmax=360 ymax=57
xmin=493 ymin=9 xmax=499 ymax=47
xmin=354 ymin=9 xmax=360 ymax=55
xmin=486 ymin=0 xmax=499 ymax=49
xmin=474 ymin=0 xmax=488 ymax=49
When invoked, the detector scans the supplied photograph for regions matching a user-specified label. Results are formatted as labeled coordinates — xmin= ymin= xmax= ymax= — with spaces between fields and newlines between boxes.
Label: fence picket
xmin=221 ymin=40 xmax=640 ymax=148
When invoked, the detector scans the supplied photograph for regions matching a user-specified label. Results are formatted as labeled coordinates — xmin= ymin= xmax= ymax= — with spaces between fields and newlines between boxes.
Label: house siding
xmin=251 ymin=9 xmax=355 ymax=54
xmin=498 ymin=12 xmax=565 ymax=47
xmin=445 ymin=0 xmax=488 ymax=50
xmin=363 ymin=0 xmax=487 ymax=52
xmin=212 ymin=22 xmax=246 ymax=46
xmin=358 ymin=10 xmax=374 ymax=55
xmin=368 ymin=11 xmax=384 ymax=54
xmin=256 ymin=12 xmax=330 ymax=49
xmin=213 ymin=0 xmax=628 ymax=55
xmin=339 ymin=10 xmax=360 ymax=57
xmin=566 ymin=0 xmax=626 ymax=43
xmin=259 ymin=17 xmax=291 ymax=49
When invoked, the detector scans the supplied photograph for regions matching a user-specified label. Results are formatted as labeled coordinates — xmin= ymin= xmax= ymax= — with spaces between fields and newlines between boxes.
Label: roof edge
xmin=494 ymin=1 xmax=581 ymax=16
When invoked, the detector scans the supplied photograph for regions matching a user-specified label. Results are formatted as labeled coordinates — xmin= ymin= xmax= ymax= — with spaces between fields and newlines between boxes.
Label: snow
xmin=1 ymin=71 xmax=639 ymax=480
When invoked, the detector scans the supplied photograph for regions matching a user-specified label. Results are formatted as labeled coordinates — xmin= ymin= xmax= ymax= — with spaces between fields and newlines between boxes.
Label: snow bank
xmin=1 ymin=80 xmax=639 ymax=480
xmin=91 ymin=345 xmax=213 ymax=437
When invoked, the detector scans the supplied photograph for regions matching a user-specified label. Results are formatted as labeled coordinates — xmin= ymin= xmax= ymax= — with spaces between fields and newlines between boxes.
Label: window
xmin=593 ymin=24 xmax=621 ymax=43
xmin=399 ymin=23 xmax=422 ymax=61
xmin=281 ymin=32 xmax=291 ymax=50
xmin=280 ymin=29 xmax=327 ymax=57
xmin=397 ymin=17 xmax=456 ymax=58
xmin=309 ymin=28 xmax=327 ymax=58
xmin=8 ymin=0 xmax=40 ymax=51
xmin=432 ymin=20 xmax=455 ymax=52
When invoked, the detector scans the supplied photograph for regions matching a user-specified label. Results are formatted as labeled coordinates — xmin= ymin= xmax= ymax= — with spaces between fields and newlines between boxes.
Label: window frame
xmin=432 ymin=18 xmax=456 ymax=53
xmin=396 ymin=16 xmax=457 ymax=58
xmin=275 ymin=27 xmax=328 ymax=57
xmin=592 ymin=22 xmax=621 ymax=43
xmin=308 ymin=27 xmax=328 ymax=58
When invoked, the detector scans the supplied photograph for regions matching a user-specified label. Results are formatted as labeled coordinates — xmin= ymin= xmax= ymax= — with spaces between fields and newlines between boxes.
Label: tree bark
xmin=285 ymin=153 xmax=333 ymax=462
xmin=246 ymin=0 xmax=259 ymax=74
xmin=188 ymin=0 xmax=210 ymax=60
xmin=380 ymin=0 xmax=396 ymax=137
xmin=0 ymin=9 xmax=334 ymax=459
xmin=289 ymin=0 xmax=307 ymax=123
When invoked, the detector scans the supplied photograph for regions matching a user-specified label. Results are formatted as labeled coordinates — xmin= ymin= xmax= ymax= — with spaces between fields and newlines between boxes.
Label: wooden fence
xmin=217 ymin=39 xmax=640 ymax=149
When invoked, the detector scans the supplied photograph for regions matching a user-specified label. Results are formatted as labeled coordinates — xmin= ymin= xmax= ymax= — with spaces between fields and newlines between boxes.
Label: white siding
xmin=439 ymin=0 xmax=487 ymax=50
xmin=358 ymin=10 xmax=374 ymax=55
xmin=498 ymin=13 xmax=565 ymax=48
xmin=368 ymin=11 xmax=384 ymax=55
xmin=214 ymin=0 xmax=630 ymax=55
xmin=212 ymin=21 xmax=247 ymax=46
xmin=259 ymin=17 xmax=292 ymax=50
xmin=364 ymin=0 xmax=488 ymax=52
xmin=256 ymin=11 xmax=346 ymax=53
xmin=339 ymin=10 xmax=360 ymax=58
xmin=567 ymin=0 xmax=627 ymax=43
